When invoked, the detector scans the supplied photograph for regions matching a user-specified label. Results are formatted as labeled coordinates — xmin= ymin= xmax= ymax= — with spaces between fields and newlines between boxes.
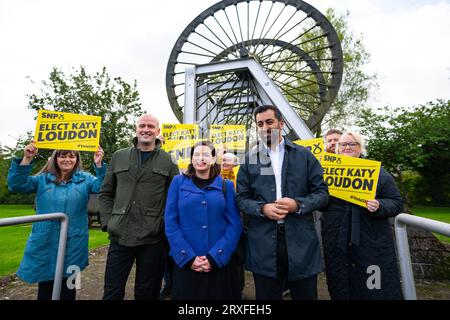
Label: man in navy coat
xmin=236 ymin=105 xmax=329 ymax=300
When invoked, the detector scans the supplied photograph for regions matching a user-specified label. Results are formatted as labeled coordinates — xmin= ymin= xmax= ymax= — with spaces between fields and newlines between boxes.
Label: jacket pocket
xmin=143 ymin=207 xmax=163 ymax=238
xmin=152 ymin=167 xmax=169 ymax=177
xmin=107 ymin=207 xmax=128 ymax=236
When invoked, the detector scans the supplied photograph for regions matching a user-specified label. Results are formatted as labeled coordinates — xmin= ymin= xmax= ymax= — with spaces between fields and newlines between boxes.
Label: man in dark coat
xmin=236 ymin=105 xmax=329 ymax=300
xmin=321 ymin=131 xmax=404 ymax=300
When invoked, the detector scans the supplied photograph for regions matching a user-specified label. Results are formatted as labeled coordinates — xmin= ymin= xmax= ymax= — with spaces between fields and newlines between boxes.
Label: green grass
xmin=411 ymin=206 xmax=450 ymax=244
xmin=0 ymin=204 xmax=109 ymax=277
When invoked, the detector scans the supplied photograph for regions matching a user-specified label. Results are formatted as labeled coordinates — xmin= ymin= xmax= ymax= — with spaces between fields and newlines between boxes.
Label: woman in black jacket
xmin=322 ymin=131 xmax=404 ymax=300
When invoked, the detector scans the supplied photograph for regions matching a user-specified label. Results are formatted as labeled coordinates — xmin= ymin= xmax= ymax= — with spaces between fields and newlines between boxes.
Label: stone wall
xmin=407 ymin=226 xmax=450 ymax=280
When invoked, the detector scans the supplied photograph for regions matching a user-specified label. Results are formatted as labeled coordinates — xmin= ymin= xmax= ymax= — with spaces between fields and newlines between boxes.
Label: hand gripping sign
xmin=34 ymin=110 xmax=101 ymax=152
xmin=321 ymin=152 xmax=381 ymax=207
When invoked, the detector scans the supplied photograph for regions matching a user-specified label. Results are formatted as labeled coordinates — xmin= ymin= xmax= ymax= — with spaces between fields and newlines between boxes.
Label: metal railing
xmin=394 ymin=213 xmax=450 ymax=300
xmin=0 ymin=213 xmax=68 ymax=300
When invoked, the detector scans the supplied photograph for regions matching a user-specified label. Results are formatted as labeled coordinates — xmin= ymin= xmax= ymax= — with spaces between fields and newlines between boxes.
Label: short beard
xmin=259 ymin=128 xmax=281 ymax=148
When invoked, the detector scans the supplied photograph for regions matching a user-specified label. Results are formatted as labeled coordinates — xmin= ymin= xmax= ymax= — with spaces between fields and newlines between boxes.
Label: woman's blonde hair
xmin=336 ymin=131 xmax=367 ymax=157
xmin=221 ymin=152 xmax=239 ymax=166
xmin=37 ymin=150 xmax=83 ymax=183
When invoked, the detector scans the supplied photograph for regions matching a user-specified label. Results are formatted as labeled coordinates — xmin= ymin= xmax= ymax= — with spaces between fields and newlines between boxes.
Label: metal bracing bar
xmin=222 ymin=95 xmax=257 ymax=105
xmin=197 ymin=84 xmax=209 ymax=132
xmin=184 ymin=66 xmax=197 ymax=124
xmin=207 ymin=80 xmax=249 ymax=91
xmin=0 ymin=213 xmax=69 ymax=300
xmin=220 ymin=107 xmax=254 ymax=116
xmin=394 ymin=213 xmax=450 ymax=300
xmin=195 ymin=58 xmax=314 ymax=139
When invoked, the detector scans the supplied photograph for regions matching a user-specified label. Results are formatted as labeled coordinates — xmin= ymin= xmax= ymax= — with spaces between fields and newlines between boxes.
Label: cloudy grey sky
xmin=1 ymin=0 xmax=449 ymax=147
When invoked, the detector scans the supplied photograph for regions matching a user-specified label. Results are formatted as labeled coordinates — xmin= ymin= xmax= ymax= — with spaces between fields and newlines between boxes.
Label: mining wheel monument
xmin=166 ymin=0 xmax=343 ymax=141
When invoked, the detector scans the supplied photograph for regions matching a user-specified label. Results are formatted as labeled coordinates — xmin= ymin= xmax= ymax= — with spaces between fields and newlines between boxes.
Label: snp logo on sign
xmin=366 ymin=265 xmax=381 ymax=290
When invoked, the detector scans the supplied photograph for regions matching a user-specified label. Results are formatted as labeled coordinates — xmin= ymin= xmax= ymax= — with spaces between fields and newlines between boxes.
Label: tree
xmin=322 ymin=9 xmax=377 ymax=131
xmin=0 ymin=146 xmax=11 ymax=203
xmin=26 ymin=66 xmax=144 ymax=167
xmin=357 ymin=100 xmax=450 ymax=206
xmin=0 ymin=142 xmax=35 ymax=204
xmin=279 ymin=8 xmax=377 ymax=135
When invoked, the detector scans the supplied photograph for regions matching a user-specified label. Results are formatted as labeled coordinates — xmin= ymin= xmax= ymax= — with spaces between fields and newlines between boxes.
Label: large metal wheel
xmin=166 ymin=0 xmax=343 ymax=133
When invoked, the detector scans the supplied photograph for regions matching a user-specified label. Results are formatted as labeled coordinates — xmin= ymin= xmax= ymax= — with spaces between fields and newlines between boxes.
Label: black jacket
xmin=236 ymin=138 xmax=329 ymax=280
xmin=321 ymin=167 xmax=404 ymax=299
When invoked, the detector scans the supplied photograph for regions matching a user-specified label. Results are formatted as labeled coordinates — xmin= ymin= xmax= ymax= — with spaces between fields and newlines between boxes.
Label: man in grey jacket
xmin=99 ymin=114 xmax=179 ymax=300
xmin=236 ymin=105 xmax=328 ymax=300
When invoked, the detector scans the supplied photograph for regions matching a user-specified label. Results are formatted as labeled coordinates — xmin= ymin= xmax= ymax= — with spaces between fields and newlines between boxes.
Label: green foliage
xmin=402 ymin=171 xmax=431 ymax=205
xmin=0 ymin=144 xmax=36 ymax=204
xmin=358 ymin=100 xmax=450 ymax=205
xmin=323 ymin=9 xmax=377 ymax=130
xmin=0 ymin=150 xmax=10 ymax=203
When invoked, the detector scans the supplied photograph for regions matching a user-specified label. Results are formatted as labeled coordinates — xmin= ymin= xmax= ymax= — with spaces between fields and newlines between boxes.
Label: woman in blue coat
xmin=7 ymin=142 xmax=105 ymax=300
xmin=165 ymin=141 xmax=242 ymax=300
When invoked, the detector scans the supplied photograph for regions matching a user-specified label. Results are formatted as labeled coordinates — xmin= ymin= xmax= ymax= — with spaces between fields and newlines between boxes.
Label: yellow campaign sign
xmin=210 ymin=125 xmax=246 ymax=151
xmin=161 ymin=124 xmax=200 ymax=169
xmin=294 ymin=138 xmax=324 ymax=161
xmin=34 ymin=110 xmax=101 ymax=152
xmin=321 ymin=152 xmax=381 ymax=208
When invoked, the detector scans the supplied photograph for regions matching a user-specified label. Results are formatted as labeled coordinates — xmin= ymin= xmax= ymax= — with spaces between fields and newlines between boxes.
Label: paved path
xmin=1 ymin=245 xmax=449 ymax=300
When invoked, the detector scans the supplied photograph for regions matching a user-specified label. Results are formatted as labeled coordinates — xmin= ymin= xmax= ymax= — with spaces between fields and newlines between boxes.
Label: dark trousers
xmin=37 ymin=278 xmax=76 ymax=300
xmin=253 ymin=225 xmax=318 ymax=300
xmin=103 ymin=241 xmax=165 ymax=300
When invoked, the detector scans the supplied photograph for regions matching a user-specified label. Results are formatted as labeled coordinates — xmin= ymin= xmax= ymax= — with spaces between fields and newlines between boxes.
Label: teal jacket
xmin=7 ymin=158 xmax=106 ymax=283
xmin=99 ymin=138 xmax=179 ymax=246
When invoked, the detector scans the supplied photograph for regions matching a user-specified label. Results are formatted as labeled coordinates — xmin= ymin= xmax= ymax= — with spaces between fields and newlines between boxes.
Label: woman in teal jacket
xmin=7 ymin=142 xmax=105 ymax=300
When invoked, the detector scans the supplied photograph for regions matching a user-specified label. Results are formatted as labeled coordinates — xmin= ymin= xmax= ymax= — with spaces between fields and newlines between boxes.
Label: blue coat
xmin=7 ymin=158 xmax=106 ymax=283
xmin=164 ymin=175 xmax=242 ymax=269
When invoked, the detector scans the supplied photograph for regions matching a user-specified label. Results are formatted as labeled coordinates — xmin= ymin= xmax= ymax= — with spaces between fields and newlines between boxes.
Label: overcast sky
xmin=1 ymin=0 xmax=449 ymax=147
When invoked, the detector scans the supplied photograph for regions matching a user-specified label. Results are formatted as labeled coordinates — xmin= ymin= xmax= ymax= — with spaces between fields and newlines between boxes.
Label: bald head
xmin=135 ymin=114 xmax=160 ymax=151
xmin=136 ymin=114 xmax=159 ymax=127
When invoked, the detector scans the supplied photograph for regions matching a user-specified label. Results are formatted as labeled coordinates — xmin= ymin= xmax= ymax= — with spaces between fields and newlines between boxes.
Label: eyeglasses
xmin=338 ymin=142 xmax=360 ymax=148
